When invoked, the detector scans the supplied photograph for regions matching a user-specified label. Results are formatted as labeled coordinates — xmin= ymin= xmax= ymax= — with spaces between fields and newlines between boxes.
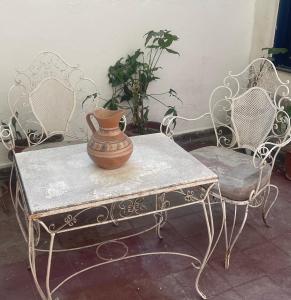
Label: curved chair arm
xmin=161 ymin=112 xmax=211 ymax=138
xmin=253 ymin=138 xmax=291 ymax=169
xmin=0 ymin=118 xmax=15 ymax=151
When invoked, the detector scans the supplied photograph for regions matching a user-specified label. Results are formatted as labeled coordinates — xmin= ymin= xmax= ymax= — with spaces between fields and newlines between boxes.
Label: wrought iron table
xmin=15 ymin=133 xmax=224 ymax=299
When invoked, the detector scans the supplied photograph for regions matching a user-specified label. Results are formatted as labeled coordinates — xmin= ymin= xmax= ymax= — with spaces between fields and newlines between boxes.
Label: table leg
xmin=206 ymin=183 xmax=226 ymax=265
xmin=195 ymin=196 xmax=214 ymax=299
xmin=154 ymin=193 xmax=169 ymax=239
xmin=195 ymin=183 xmax=226 ymax=299
xmin=15 ymin=181 xmax=29 ymax=242
xmin=28 ymin=218 xmax=46 ymax=300
xmin=154 ymin=194 xmax=164 ymax=239
xmin=46 ymin=232 xmax=55 ymax=300
xmin=26 ymin=183 xmax=226 ymax=300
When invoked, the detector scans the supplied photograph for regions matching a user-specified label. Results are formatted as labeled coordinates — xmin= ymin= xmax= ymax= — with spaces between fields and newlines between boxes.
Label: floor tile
xmin=268 ymin=265 xmax=291 ymax=297
xmin=234 ymin=276 xmax=291 ymax=300
xmin=243 ymin=242 xmax=291 ymax=273
xmin=211 ymin=289 xmax=242 ymax=300
xmin=0 ymin=172 xmax=290 ymax=299
xmin=271 ymin=232 xmax=291 ymax=256
xmin=0 ymin=261 xmax=37 ymax=299
xmin=210 ymin=251 xmax=265 ymax=287
xmin=174 ymin=265 xmax=231 ymax=297
xmin=134 ymin=274 xmax=194 ymax=300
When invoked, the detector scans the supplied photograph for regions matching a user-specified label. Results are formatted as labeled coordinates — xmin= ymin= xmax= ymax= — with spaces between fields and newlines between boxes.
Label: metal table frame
xmin=14 ymin=135 xmax=225 ymax=300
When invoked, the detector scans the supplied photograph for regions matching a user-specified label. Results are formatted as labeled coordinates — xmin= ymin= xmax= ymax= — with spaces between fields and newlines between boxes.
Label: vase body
xmin=86 ymin=109 xmax=133 ymax=169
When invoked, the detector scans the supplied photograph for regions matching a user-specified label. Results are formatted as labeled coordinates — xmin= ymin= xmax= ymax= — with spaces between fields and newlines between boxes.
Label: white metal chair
xmin=162 ymin=58 xmax=291 ymax=269
xmin=0 ymin=51 xmax=98 ymax=240
xmin=1 ymin=51 xmax=98 ymax=150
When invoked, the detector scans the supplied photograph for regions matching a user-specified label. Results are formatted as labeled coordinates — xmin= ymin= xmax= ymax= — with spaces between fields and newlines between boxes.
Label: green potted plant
xmin=258 ymin=47 xmax=291 ymax=180
xmin=261 ymin=47 xmax=291 ymax=180
xmin=247 ymin=47 xmax=288 ymax=88
xmin=84 ymin=29 xmax=181 ymax=135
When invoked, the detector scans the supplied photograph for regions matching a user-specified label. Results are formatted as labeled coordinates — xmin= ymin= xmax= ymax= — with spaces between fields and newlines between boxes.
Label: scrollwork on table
xmin=175 ymin=186 xmax=208 ymax=204
xmin=156 ymin=193 xmax=170 ymax=210
xmin=96 ymin=206 xmax=110 ymax=223
xmin=118 ymin=198 xmax=147 ymax=218
xmin=43 ymin=184 xmax=216 ymax=235
xmin=48 ymin=205 xmax=110 ymax=232
xmin=64 ymin=214 xmax=77 ymax=226
xmin=185 ymin=189 xmax=204 ymax=203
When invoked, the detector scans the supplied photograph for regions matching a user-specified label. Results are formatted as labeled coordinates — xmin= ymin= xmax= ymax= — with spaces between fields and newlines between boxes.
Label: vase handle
xmin=86 ymin=113 xmax=97 ymax=134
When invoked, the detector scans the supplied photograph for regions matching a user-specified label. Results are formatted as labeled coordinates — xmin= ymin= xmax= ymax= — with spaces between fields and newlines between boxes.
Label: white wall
xmin=0 ymin=0 xmax=256 ymax=166
xmin=250 ymin=0 xmax=279 ymax=60
xmin=250 ymin=0 xmax=291 ymax=84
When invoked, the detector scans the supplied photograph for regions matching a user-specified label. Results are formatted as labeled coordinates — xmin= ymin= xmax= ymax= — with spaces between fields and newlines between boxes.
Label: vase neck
xmin=94 ymin=109 xmax=124 ymax=129
xmin=98 ymin=127 xmax=121 ymax=136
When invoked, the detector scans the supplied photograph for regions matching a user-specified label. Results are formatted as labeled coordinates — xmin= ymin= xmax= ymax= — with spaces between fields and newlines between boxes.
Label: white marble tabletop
xmin=15 ymin=133 xmax=217 ymax=217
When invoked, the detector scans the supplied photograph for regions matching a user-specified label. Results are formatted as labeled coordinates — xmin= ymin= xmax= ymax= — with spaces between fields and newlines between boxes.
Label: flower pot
xmin=125 ymin=121 xmax=163 ymax=137
xmin=86 ymin=109 xmax=133 ymax=169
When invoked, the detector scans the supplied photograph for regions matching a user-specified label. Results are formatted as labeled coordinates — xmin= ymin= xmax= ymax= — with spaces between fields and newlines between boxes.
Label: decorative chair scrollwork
xmin=1 ymin=51 xmax=98 ymax=150
xmin=161 ymin=58 xmax=291 ymax=269
xmin=0 ymin=51 xmax=99 ymax=240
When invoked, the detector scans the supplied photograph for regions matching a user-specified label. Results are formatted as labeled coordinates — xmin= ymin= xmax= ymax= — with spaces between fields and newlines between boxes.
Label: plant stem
xmin=140 ymin=95 xmax=145 ymax=134
xmin=148 ymin=48 xmax=153 ymax=66
xmin=153 ymin=49 xmax=163 ymax=70
xmin=147 ymin=94 xmax=169 ymax=108
xmin=150 ymin=48 xmax=159 ymax=69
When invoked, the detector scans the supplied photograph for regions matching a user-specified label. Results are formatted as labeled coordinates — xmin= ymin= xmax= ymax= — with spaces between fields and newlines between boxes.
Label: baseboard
xmin=173 ymin=128 xmax=216 ymax=151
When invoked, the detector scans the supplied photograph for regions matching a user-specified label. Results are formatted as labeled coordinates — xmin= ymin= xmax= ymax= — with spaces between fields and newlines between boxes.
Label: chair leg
xmin=9 ymin=161 xmax=16 ymax=209
xmin=15 ymin=181 xmax=28 ymax=242
xmin=224 ymin=203 xmax=249 ymax=269
xmin=262 ymin=184 xmax=278 ymax=227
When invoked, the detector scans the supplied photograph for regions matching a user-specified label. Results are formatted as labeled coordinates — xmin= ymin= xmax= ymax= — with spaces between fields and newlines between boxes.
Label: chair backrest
xmin=30 ymin=78 xmax=75 ymax=137
xmin=231 ymin=87 xmax=277 ymax=151
xmin=209 ymin=58 xmax=291 ymax=153
xmin=222 ymin=58 xmax=286 ymax=97
xmin=7 ymin=51 xmax=98 ymax=147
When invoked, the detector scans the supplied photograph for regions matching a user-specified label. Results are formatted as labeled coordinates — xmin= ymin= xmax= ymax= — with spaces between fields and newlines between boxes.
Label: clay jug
xmin=86 ymin=109 xmax=133 ymax=169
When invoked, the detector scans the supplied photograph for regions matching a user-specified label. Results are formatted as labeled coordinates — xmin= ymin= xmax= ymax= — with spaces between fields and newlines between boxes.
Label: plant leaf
xmin=103 ymin=98 xmax=119 ymax=110
xmin=146 ymin=45 xmax=159 ymax=49
xmin=164 ymin=107 xmax=174 ymax=116
xmin=262 ymin=47 xmax=288 ymax=55
xmin=144 ymin=30 xmax=156 ymax=46
xmin=165 ymin=48 xmax=179 ymax=55
xmin=164 ymin=106 xmax=178 ymax=128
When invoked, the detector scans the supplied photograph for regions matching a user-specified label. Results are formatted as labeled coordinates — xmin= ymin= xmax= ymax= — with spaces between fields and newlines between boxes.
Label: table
xmin=15 ymin=133 xmax=224 ymax=299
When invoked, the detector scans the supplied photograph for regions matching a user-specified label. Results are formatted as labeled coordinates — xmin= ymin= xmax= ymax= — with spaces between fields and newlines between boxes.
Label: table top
xmin=15 ymin=133 xmax=217 ymax=218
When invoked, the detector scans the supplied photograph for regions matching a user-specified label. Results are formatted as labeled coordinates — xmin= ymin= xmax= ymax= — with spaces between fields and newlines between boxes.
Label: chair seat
xmin=190 ymin=146 xmax=271 ymax=201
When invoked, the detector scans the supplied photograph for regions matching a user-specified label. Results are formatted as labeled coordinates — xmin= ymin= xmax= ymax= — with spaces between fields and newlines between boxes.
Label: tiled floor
xmin=0 ymin=172 xmax=291 ymax=299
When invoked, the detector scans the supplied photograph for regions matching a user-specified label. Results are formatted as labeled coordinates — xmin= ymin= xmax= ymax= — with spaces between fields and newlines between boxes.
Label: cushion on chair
xmin=190 ymin=146 xmax=271 ymax=201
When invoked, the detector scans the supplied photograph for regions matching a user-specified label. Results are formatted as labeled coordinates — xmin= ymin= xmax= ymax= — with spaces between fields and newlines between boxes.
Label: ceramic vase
xmin=86 ymin=109 xmax=133 ymax=169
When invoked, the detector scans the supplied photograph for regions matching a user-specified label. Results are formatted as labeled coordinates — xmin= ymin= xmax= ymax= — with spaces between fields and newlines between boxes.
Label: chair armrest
xmin=253 ymin=141 xmax=284 ymax=169
xmin=0 ymin=118 xmax=15 ymax=151
xmin=160 ymin=112 xmax=211 ymax=137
